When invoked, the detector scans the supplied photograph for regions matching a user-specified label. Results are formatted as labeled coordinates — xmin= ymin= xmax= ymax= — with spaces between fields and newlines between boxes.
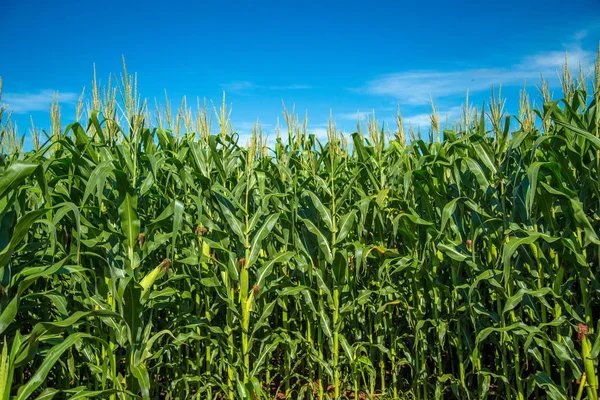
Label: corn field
xmin=0 ymin=53 xmax=600 ymax=399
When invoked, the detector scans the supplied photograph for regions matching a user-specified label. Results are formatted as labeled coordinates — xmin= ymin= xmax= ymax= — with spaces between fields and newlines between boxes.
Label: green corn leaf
xmin=254 ymin=251 xmax=294 ymax=291
xmin=0 ymin=162 xmax=40 ymax=200
xmin=304 ymin=190 xmax=333 ymax=231
xmin=0 ymin=209 xmax=48 ymax=267
xmin=335 ymin=210 xmax=356 ymax=244
xmin=215 ymin=193 xmax=245 ymax=243
xmin=302 ymin=218 xmax=332 ymax=263
xmin=16 ymin=333 xmax=103 ymax=400
xmin=115 ymin=170 xmax=140 ymax=269
xmin=247 ymin=213 xmax=279 ymax=269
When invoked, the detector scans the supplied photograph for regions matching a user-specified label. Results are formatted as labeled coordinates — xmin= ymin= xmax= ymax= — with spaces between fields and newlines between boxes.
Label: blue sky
xmin=1 ymin=0 xmax=599 ymax=143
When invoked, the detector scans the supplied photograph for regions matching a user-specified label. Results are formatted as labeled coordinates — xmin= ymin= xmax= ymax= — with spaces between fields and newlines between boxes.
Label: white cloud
xmin=337 ymin=110 xmax=375 ymax=121
xmin=230 ymin=120 xmax=278 ymax=147
xmin=234 ymin=120 xmax=272 ymax=132
xmin=220 ymin=82 xmax=312 ymax=93
xmin=361 ymin=46 xmax=595 ymax=105
xmin=518 ymin=47 xmax=592 ymax=71
xmin=2 ymin=90 xmax=78 ymax=114
xmin=403 ymin=106 xmax=462 ymax=129
xmin=403 ymin=113 xmax=434 ymax=128
xmin=310 ymin=127 xmax=329 ymax=141
xmin=235 ymin=122 xmax=268 ymax=144
xmin=269 ymin=84 xmax=312 ymax=90
xmin=573 ymin=29 xmax=589 ymax=42
xmin=220 ymin=81 xmax=257 ymax=92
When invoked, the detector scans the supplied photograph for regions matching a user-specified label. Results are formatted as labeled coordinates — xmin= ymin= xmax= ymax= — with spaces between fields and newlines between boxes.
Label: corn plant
xmin=0 ymin=52 xmax=599 ymax=399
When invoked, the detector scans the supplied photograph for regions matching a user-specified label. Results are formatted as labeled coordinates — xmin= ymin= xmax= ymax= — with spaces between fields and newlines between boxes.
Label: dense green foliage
xmin=1 ymin=59 xmax=600 ymax=399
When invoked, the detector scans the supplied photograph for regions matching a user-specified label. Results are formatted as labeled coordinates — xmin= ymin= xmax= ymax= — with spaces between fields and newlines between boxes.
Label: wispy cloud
xmin=228 ymin=120 xmax=275 ymax=145
xmin=517 ymin=47 xmax=592 ymax=71
xmin=337 ymin=110 xmax=376 ymax=121
xmin=270 ymin=84 xmax=312 ymax=90
xmin=572 ymin=29 xmax=589 ymax=42
xmin=220 ymin=81 xmax=312 ymax=93
xmin=232 ymin=120 xmax=272 ymax=135
xmin=220 ymin=81 xmax=258 ymax=92
xmin=361 ymin=44 xmax=594 ymax=105
xmin=237 ymin=121 xmax=272 ymax=130
xmin=311 ymin=127 xmax=329 ymax=140
xmin=403 ymin=106 xmax=462 ymax=129
xmin=2 ymin=90 xmax=78 ymax=114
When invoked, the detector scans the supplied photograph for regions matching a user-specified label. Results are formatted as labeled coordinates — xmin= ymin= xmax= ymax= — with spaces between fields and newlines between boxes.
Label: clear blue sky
xmin=1 ymin=0 xmax=599 ymax=142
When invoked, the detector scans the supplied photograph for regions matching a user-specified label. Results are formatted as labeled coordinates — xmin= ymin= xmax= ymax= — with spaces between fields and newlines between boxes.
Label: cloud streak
xmin=337 ymin=110 xmax=377 ymax=121
xmin=403 ymin=106 xmax=463 ymax=128
xmin=361 ymin=46 xmax=594 ymax=105
xmin=220 ymin=81 xmax=257 ymax=92
xmin=220 ymin=81 xmax=312 ymax=93
xmin=2 ymin=90 xmax=78 ymax=114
